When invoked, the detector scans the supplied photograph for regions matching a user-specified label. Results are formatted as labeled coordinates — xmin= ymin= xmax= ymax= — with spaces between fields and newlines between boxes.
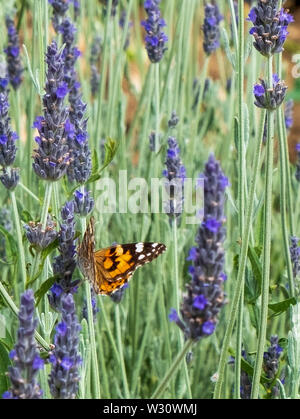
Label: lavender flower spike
xmin=49 ymin=200 xmax=79 ymax=310
xmin=48 ymin=293 xmax=81 ymax=399
xmin=247 ymin=0 xmax=294 ymax=57
xmin=3 ymin=290 xmax=43 ymax=399
xmin=0 ymin=92 xmax=19 ymax=190
xmin=175 ymin=154 xmax=228 ymax=341
xmin=141 ymin=0 xmax=168 ymax=64
xmin=162 ymin=136 xmax=186 ymax=225
xmin=73 ymin=189 xmax=94 ymax=217
xmin=253 ymin=74 xmax=287 ymax=110
xmin=32 ymin=41 xmax=71 ymax=181
xmin=24 ymin=216 xmax=58 ymax=251
xmin=203 ymin=2 xmax=223 ymax=55
xmin=49 ymin=0 xmax=71 ymax=32
xmin=4 ymin=16 xmax=24 ymax=90
xmin=59 ymin=18 xmax=91 ymax=184
xmin=285 ymin=99 xmax=294 ymax=130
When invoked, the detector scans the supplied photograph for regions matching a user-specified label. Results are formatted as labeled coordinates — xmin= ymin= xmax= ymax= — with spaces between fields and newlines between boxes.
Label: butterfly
xmin=77 ymin=217 xmax=166 ymax=295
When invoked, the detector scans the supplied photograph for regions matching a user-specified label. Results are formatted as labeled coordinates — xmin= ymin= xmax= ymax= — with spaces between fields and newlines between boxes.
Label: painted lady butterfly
xmin=77 ymin=217 xmax=166 ymax=295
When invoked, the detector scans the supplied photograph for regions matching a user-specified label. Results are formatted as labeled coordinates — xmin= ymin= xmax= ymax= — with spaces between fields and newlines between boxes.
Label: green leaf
xmin=268 ymin=297 xmax=297 ymax=318
xmin=0 ymin=224 xmax=17 ymax=264
xmin=0 ymin=340 xmax=11 ymax=395
xmin=26 ymin=238 xmax=59 ymax=287
xmin=86 ymin=138 xmax=119 ymax=185
xmin=34 ymin=275 xmax=58 ymax=306
xmin=247 ymin=245 xmax=262 ymax=291
xmin=221 ymin=27 xmax=236 ymax=69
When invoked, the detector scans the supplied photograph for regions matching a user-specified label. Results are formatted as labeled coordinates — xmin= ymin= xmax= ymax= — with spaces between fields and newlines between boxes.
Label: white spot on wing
xmin=136 ymin=243 xmax=144 ymax=253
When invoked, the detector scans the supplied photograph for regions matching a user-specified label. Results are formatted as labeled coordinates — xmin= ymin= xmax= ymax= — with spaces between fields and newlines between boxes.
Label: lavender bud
xmin=4 ymin=16 xmax=23 ymax=90
xmin=177 ymin=154 xmax=228 ymax=341
xmin=0 ymin=167 xmax=19 ymax=190
xmin=32 ymin=41 xmax=70 ymax=181
xmin=203 ymin=2 xmax=223 ymax=56
xmin=168 ymin=111 xmax=179 ymax=129
xmin=73 ymin=189 xmax=94 ymax=217
xmin=24 ymin=217 xmax=58 ymax=251
xmin=49 ymin=201 xmax=79 ymax=310
xmin=263 ymin=335 xmax=283 ymax=397
xmin=3 ymin=290 xmax=43 ymax=399
xmin=284 ymin=99 xmax=293 ymax=130
xmin=48 ymin=293 xmax=81 ymax=399
xmin=82 ymin=288 xmax=100 ymax=321
xmin=141 ymin=0 xmax=168 ymax=64
xmin=290 ymin=236 xmax=300 ymax=282
xmin=72 ymin=0 xmax=80 ymax=20
xmin=0 ymin=92 xmax=18 ymax=167
xmin=247 ymin=0 xmax=294 ymax=57
xmin=59 ymin=19 xmax=91 ymax=184
xmin=253 ymin=74 xmax=287 ymax=110
xmin=162 ymin=136 xmax=186 ymax=225
xmin=110 ymin=283 xmax=129 ymax=304
xmin=49 ymin=0 xmax=71 ymax=32
xmin=90 ymin=37 xmax=102 ymax=98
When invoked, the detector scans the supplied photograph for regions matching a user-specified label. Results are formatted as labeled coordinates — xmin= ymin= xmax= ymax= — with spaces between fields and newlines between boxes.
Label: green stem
xmin=234 ymin=0 xmax=245 ymax=399
xmin=277 ymin=106 xmax=295 ymax=297
xmin=115 ymin=304 xmax=130 ymax=398
xmin=11 ymin=190 xmax=27 ymax=288
xmin=213 ymin=109 xmax=267 ymax=398
xmin=81 ymin=217 xmax=101 ymax=399
xmin=251 ymin=56 xmax=274 ymax=399
xmin=151 ymin=339 xmax=194 ymax=399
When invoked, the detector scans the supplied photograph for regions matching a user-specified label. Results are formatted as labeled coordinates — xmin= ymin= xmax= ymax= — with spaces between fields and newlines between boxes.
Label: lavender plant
xmin=141 ymin=0 xmax=168 ymax=64
xmin=171 ymin=154 xmax=228 ymax=340
xmin=202 ymin=2 xmax=223 ymax=55
xmin=48 ymin=293 xmax=81 ymax=399
xmin=4 ymin=16 xmax=23 ymax=90
xmin=32 ymin=41 xmax=70 ymax=182
xmin=2 ymin=290 xmax=44 ymax=399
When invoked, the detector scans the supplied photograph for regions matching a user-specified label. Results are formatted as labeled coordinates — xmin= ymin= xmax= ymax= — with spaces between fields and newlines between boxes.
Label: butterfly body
xmin=78 ymin=217 xmax=166 ymax=295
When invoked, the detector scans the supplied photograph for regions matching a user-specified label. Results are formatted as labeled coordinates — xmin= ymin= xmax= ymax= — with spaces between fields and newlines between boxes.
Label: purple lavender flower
xmin=59 ymin=18 xmax=91 ymax=184
xmin=177 ymin=154 xmax=227 ymax=341
xmin=49 ymin=0 xmax=71 ymax=32
xmin=0 ymin=92 xmax=19 ymax=190
xmin=284 ymin=99 xmax=294 ymax=130
xmin=163 ymin=136 xmax=186 ymax=225
xmin=4 ymin=16 xmax=23 ymax=90
xmin=253 ymin=74 xmax=287 ymax=110
xmin=263 ymin=335 xmax=283 ymax=398
xmin=168 ymin=111 xmax=179 ymax=129
xmin=3 ymin=290 xmax=43 ymax=399
xmin=141 ymin=0 xmax=168 ymax=64
xmin=82 ymin=288 xmax=100 ymax=321
xmin=72 ymin=0 xmax=80 ymax=20
xmin=290 ymin=236 xmax=300 ymax=282
xmin=49 ymin=201 xmax=79 ymax=310
xmin=24 ymin=216 xmax=58 ymax=251
xmin=32 ymin=41 xmax=71 ymax=181
xmin=48 ymin=293 xmax=81 ymax=399
xmin=73 ymin=189 xmax=94 ymax=217
xmin=110 ymin=283 xmax=129 ymax=304
xmin=247 ymin=0 xmax=293 ymax=57
xmin=203 ymin=2 xmax=223 ymax=55
xmin=90 ymin=36 xmax=102 ymax=98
